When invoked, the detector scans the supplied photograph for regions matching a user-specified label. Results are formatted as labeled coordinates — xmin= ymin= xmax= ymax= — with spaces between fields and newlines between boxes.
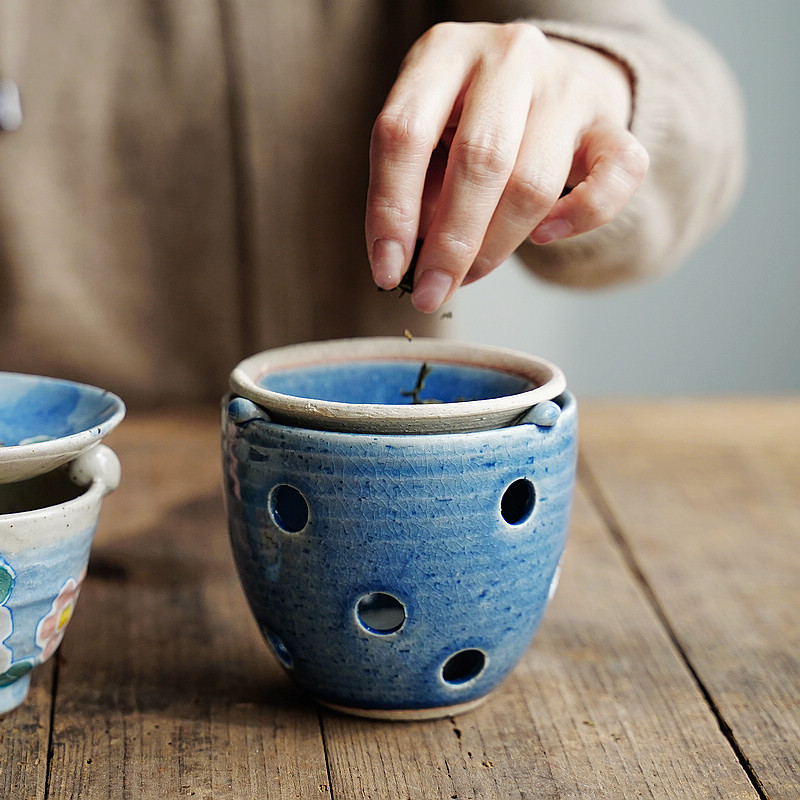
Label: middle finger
xmin=411 ymin=37 xmax=536 ymax=312
xmin=463 ymin=103 xmax=579 ymax=285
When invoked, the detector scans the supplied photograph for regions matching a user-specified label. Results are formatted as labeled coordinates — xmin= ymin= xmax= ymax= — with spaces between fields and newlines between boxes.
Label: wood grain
xmin=45 ymin=409 xmax=331 ymax=800
xmin=0 ymin=660 xmax=52 ymax=798
xmin=3 ymin=401 xmax=795 ymax=798
xmin=580 ymin=398 xmax=800 ymax=800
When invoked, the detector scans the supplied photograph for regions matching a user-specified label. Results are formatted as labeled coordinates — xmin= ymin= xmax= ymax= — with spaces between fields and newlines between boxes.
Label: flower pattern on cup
xmin=0 ymin=559 xmax=14 ymax=674
xmin=34 ymin=566 xmax=87 ymax=661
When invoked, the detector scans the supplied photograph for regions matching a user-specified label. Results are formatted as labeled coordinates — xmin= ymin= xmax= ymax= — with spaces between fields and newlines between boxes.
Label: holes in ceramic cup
xmin=441 ymin=648 xmax=487 ymax=685
xmin=356 ymin=592 xmax=406 ymax=635
xmin=269 ymin=484 xmax=309 ymax=533
xmin=265 ymin=629 xmax=294 ymax=669
xmin=500 ymin=478 xmax=536 ymax=525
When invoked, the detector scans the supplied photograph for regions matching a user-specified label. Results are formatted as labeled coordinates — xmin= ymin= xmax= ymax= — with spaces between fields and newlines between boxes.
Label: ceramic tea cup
xmin=229 ymin=336 xmax=566 ymax=434
xmin=223 ymin=338 xmax=577 ymax=720
xmin=0 ymin=444 xmax=121 ymax=714
xmin=0 ymin=372 xmax=124 ymax=715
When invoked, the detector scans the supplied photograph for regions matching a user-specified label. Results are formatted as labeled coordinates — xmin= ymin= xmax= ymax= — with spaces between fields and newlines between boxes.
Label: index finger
xmin=365 ymin=34 xmax=471 ymax=290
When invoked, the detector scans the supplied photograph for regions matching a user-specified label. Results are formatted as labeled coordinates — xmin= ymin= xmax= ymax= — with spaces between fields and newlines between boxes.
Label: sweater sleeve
xmin=448 ymin=1 xmax=747 ymax=288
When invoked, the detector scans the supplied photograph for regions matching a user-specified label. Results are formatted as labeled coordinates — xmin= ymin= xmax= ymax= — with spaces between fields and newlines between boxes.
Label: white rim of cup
xmin=229 ymin=337 xmax=567 ymax=434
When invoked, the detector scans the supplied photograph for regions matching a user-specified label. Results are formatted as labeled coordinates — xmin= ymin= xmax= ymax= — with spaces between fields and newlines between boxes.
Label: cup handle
xmin=68 ymin=444 xmax=121 ymax=496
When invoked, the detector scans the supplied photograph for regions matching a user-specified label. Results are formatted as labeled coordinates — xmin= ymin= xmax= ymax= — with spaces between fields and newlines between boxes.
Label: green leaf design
xmin=0 ymin=561 xmax=14 ymax=605
xmin=0 ymin=660 xmax=33 ymax=687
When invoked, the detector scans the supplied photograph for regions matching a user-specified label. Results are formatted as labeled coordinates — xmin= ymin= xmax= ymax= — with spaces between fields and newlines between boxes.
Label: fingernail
xmin=371 ymin=239 xmax=405 ymax=290
xmin=412 ymin=269 xmax=455 ymax=313
xmin=531 ymin=218 xmax=574 ymax=245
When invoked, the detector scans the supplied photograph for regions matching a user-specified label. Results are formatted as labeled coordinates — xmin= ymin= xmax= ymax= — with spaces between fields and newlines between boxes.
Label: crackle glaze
xmin=222 ymin=389 xmax=577 ymax=719
xmin=0 ymin=444 xmax=121 ymax=714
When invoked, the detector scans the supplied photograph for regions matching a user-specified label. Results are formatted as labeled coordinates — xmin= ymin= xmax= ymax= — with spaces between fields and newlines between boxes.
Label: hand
xmin=366 ymin=22 xmax=649 ymax=312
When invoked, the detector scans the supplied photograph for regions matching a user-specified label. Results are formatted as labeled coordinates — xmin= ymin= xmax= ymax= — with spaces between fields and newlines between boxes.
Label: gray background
xmin=453 ymin=0 xmax=799 ymax=396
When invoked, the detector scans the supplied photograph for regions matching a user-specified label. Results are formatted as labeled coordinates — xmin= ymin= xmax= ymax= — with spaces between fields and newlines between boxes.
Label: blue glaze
xmin=227 ymin=396 xmax=269 ymax=425
xmin=0 ymin=499 xmax=97 ymax=714
xmin=526 ymin=400 xmax=562 ymax=427
xmin=0 ymin=372 xmax=123 ymax=447
xmin=223 ymin=391 xmax=577 ymax=715
xmin=0 ymin=528 xmax=94 ymax=680
xmin=261 ymin=361 xmax=532 ymax=406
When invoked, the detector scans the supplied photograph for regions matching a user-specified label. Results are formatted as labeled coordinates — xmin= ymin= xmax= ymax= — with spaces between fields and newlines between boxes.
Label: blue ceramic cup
xmin=223 ymin=339 xmax=576 ymax=719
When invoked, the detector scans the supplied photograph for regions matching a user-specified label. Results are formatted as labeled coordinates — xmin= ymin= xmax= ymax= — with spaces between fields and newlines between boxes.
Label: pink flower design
xmin=35 ymin=566 xmax=87 ymax=661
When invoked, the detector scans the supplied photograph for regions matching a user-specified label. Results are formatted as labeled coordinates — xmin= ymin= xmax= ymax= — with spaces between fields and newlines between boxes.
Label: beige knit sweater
xmin=0 ymin=1 xmax=745 ymax=405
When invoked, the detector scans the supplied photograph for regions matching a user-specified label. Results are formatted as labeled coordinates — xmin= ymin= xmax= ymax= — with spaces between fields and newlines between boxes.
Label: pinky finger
xmin=531 ymin=126 xmax=648 ymax=244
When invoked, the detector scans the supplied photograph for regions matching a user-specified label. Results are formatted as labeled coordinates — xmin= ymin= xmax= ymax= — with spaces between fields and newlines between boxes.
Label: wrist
xmin=547 ymin=36 xmax=634 ymax=127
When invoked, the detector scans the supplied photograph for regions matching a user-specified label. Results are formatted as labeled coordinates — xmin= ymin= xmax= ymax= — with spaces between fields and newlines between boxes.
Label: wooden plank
xmin=319 ymin=480 xmax=759 ymax=799
xmin=44 ymin=409 xmax=331 ymax=800
xmin=0 ymin=660 xmax=53 ymax=800
xmin=579 ymin=398 xmax=800 ymax=800
xmin=19 ymin=403 xmax=789 ymax=798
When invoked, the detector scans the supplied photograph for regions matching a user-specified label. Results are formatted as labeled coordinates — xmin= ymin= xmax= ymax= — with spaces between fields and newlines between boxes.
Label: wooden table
xmin=2 ymin=399 xmax=798 ymax=799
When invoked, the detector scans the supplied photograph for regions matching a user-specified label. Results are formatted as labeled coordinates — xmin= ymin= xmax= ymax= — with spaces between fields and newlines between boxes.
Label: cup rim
xmin=229 ymin=337 xmax=567 ymax=434
xmin=0 ymin=372 xmax=126 ymax=484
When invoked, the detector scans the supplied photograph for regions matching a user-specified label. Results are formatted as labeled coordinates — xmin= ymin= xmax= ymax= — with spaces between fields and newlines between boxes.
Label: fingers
xmin=367 ymin=22 xmax=648 ymax=312
xmin=467 ymin=124 xmax=648 ymax=287
xmin=410 ymin=36 xmax=540 ymax=310
xmin=462 ymin=103 xmax=579 ymax=286
xmin=368 ymin=23 xmax=543 ymax=308
xmin=531 ymin=125 xmax=649 ymax=245
xmin=366 ymin=25 xmax=473 ymax=292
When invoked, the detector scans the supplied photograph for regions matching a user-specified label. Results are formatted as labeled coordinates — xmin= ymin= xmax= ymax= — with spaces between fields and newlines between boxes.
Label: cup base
xmin=0 ymin=674 xmax=32 ymax=715
xmin=316 ymin=693 xmax=491 ymax=722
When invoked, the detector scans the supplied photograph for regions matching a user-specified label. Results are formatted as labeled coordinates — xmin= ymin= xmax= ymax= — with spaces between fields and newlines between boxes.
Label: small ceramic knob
xmin=525 ymin=401 xmax=562 ymax=427
xmin=228 ymin=396 xmax=269 ymax=425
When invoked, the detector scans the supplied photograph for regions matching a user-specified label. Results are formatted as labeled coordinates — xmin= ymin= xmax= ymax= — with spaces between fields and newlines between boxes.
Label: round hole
xmin=265 ymin=630 xmax=294 ymax=669
xmin=270 ymin=484 xmax=309 ymax=533
xmin=356 ymin=592 xmax=406 ymax=635
xmin=441 ymin=649 xmax=487 ymax=685
xmin=501 ymin=478 xmax=536 ymax=525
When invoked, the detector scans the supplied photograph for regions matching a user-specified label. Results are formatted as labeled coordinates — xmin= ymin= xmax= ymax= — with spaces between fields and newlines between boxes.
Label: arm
xmin=365 ymin=2 xmax=745 ymax=309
